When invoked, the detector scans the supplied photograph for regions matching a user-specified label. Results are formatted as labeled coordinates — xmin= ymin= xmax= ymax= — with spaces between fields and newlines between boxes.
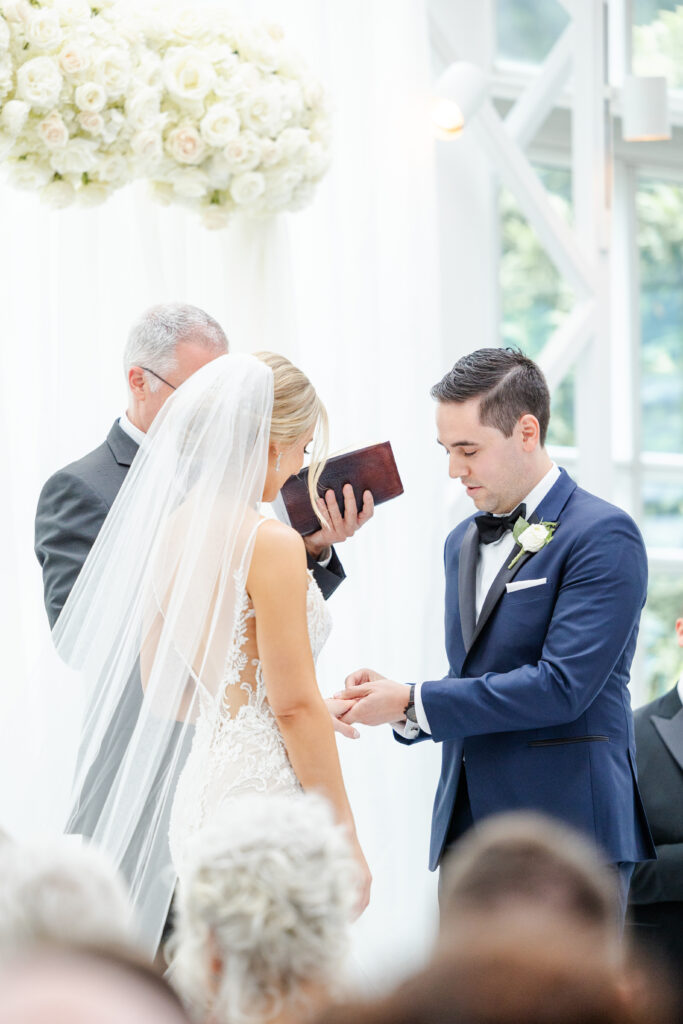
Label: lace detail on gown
xmin=168 ymin=527 xmax=332 ymax=870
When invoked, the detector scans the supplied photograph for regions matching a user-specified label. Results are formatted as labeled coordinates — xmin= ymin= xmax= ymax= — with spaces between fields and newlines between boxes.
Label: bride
xmin=53 ymin=352 xmax=371 ymax=952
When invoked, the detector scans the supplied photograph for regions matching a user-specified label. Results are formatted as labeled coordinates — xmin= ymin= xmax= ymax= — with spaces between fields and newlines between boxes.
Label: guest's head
xmin=255 ymin=351 xmax=329 ymax=521
xmin=125 ymin=304 xmax=229 ymax=432
xmin=315 ymin=912 xmax=674 ymax=1024
xmin=439 ymin=812 xmax=620 ymax=961
xmin=431 ymin=347 xmax=551 ymax=512
xmin=0 ymin=946 xmax=190 ymax=1024
xmin=0 ymin=837 xmax=134 ymax=959
xmin=169 ymin=793 xmax=357 ymax=1024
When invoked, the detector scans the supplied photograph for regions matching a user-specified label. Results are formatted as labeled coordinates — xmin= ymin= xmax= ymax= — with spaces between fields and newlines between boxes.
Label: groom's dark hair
xmin=431 ymin=348 xmax=551 ymax=446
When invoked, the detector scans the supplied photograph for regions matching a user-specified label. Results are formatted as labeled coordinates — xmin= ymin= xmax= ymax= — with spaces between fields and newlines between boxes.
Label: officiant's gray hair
xmin=431 ymin=347 xmax=550 ymax=446
xmin=124 ymin=304 xmax=228 ymax=392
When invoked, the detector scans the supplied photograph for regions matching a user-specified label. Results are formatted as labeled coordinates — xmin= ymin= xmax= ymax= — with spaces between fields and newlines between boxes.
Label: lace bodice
xmin=169 ymin=542 xmax=332 ymax=870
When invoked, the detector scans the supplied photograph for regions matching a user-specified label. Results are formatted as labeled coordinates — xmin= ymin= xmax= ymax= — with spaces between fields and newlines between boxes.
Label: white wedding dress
xmin=168 ymin=520 xmax=332 ymax=871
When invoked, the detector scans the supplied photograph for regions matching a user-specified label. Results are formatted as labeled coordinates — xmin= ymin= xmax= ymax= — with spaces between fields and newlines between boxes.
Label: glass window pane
xmin=640 ymin=570 xmax=683 ymax=703
xmin=633 ymin=3 xmax=683 ymax=89
xmin=500 ymin=165 xmax=575 ymax=446
xmin=638 ymin=179 xmax=683 ymax=454
xmin=496 ymin=0 xmax=569 ymax=66
xmin=642 ymin=477 xmax=683 ymax=548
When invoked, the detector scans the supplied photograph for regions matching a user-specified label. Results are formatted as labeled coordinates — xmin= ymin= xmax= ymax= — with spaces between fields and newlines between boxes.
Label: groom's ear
xmin=519 ymin=414 xmax=541 ymax=451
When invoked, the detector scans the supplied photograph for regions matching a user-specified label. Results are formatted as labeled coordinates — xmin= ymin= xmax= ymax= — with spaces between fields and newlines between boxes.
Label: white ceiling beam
xmin=537 ymin=299 xmax=597 ymax=391
xmin=505 ymin=25 xmax=575 ymax=149
xmin=472 ymin=100 xmax=597 ymax=298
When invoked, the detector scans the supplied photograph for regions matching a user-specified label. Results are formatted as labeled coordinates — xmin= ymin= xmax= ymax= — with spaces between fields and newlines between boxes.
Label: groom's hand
xmin=303 ymin=485 xmax=375 ymax=559
xmin=336 ymin=670 xmax=411 ymax=727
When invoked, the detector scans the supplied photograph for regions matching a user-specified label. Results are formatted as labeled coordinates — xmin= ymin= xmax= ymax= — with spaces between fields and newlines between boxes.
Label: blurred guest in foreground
xmin=439 ymin=812 xmax=621 ymax=959
xmin=0 ymin=947 xmax=190 ymax=1024
xmin=628 ymin=613 xmax=683 ymax=977
xmin=168 ymin=792 xmax=358 ymax=1024
xmin=315 ymin=913 xmax=675 ymax=1024
xmin=0 ymin=835 xmax=135 ymax=958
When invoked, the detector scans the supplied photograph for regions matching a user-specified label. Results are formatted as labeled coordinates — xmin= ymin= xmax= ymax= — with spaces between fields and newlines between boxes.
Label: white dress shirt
xmin=678 ymin=674 xmax=683 ymax=706
xmin=401 ymin=463 xmax=561 ymax=739
xmin=118 ymin=412 xmax=146 ymax=447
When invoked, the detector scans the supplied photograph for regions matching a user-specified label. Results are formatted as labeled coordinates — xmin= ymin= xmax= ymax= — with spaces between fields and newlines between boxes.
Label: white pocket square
xmin=506 ymin=578 xmax=547 ymax=593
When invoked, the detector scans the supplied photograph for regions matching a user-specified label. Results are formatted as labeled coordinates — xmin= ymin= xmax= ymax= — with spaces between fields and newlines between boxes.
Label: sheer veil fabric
xmin=50 ymin=353 xmax=273 ymax=951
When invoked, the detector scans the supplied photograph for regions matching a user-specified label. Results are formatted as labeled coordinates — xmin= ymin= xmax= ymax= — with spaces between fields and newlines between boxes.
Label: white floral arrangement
xmin=0 ymin=0 xmax=147 ymax=208
xmin=0 ymin=1 xmax=331 ymax=225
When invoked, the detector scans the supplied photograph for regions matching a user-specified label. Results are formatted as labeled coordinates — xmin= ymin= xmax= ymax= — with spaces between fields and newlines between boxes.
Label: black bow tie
xmin=474 ymin=503 xmax=527 ymax=545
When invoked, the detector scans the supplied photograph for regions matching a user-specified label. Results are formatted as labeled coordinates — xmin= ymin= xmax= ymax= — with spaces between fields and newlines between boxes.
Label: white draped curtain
xmin=0 ymin=0 xmax=452 ymax=987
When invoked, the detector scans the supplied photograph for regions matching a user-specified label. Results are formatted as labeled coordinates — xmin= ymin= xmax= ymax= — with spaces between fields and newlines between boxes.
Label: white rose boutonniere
xmin=508 ymin=518 xmax=558 ymax=570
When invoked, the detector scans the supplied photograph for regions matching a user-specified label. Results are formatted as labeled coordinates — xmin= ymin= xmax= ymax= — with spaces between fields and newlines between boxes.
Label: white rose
xmin=224 ymin=130 xmax=261 ymax=173
xmin=201 ymin=202 xmax=231 ymax=230
xmin=167 ymin=166 xmax=209 ymax=198
xmin=1 ymin=1 xmax=30 ymax=25
xmin=240 ymin=86 xmax=284 ymax=137
xmin=235 ymin=27 xmax=280 ymax=73
xmin=305 ymin=140 xmax=329 ymax=179
xmin=171 ymin=10 xmax=207 ymax=43
xmin=137 ymin=52 xmax=163 ymax=89
xmin=78 ymin=111 xmax=104 ymax=134
xmin=278 ymin=127 xmax=309 ymax=160
xmin=41 ymin=177 xmax=76 ymax=208
xmin=50 ymin=136 xmax=98 ymax=174
xmin=77 ymin=182 xmax=111 ymax=206
xmin=289 ymin=180 xmax=315 ymax=210
xmin=38 ymin=111 xmax=69 ymax=149
xmin=1 ymin=100 xmax=29 ymax=136
xmin=200 ymin=103 xmax=240 ymax=148
xmin=100 ymin=108 xmax=125 ymax=145
xmin=16 ymin=57 xmax=63 ymax=109
xmin=131 ymin=129 xmax=162 ymax=168
xmin=0 ymin=15 xmax=10 ymax=52
xmin=125 ymin=87 xmax=162 ymax=130
xmin=263 ymin=166 xmax=300 ymax=207
xmin=205 ymin=151 xmax=230 ymax=188
xmin=303 ymin=78 xmax=325 ymax=109
xmin=53 ymin=0 xmax=92 ymax=23
xmin=75 ymin=80 xmax=107 ymax=112
xmin=59 ymin=39 xmax=91 ymax=76
xmin=0 ymin=130 xmax=13 ymax=159
xmin=518 ymin=524 xmax=551 ymax=553
xmin=96 ymin=47 xmax=131 ymax=98
xmin=7 ymin=156 xmax=52 ymax=190
xmin=97 ymin=152 xmax=129 ymax=184
xmin=26 ymin=10 xmax=63 ymax=51
xmin=166 ymin=123 xmax=205 ymax=165
xmin=0 ymin=55 xmax=12 ymax=98
xmin=163 ymin=46 xmax=214 ymax=102
xmin=229 ymin=170 xmax=265 ymax=206
xmin=259 ymin=137 xmax=283 ymax=167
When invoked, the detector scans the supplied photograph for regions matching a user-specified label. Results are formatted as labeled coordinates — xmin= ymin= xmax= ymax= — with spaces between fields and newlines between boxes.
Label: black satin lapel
xmin=652 ymin=708 xmax=683 ymax=774
xmin=470 ymin=510 xmax=540 ymax=648
xmin=458 ymin=522 xmax=479 ymax=652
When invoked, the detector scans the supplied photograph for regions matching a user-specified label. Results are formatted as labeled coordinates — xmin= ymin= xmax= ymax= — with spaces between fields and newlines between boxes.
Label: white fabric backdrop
xmin=0 ymin=0 xmax=465 ymax=988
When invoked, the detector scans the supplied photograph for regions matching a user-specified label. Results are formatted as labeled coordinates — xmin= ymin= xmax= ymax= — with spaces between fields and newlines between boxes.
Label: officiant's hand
xmin=336 ymin=670 xmax=411 ymax=727
xmin=303 ymin=485 xmax=374 ymax=560
xmin=325 ymin=698 xmax=360 ymax=740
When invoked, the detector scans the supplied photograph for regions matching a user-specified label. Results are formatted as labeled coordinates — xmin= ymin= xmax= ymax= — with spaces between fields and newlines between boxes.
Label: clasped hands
xmin=325 ymin=669 xmax=411 ymax=739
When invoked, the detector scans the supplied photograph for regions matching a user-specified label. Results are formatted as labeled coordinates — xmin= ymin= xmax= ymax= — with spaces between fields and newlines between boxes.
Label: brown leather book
xmin=280 ymin=441 xmax=404 ymax=536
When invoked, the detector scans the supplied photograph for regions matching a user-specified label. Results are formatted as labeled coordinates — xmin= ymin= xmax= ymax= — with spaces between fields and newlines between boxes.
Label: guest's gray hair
xmin=168 ymin=793 xmax=358 ymax=1024
xmin=124 ymin=303 xmax=229 ymax=392
xmin=0 ymin=838 xmax=136 ymax=959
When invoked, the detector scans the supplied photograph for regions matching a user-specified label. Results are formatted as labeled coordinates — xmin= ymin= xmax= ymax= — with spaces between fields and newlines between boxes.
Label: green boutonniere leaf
xmin=512 ymin=516 xmax=530 ymax=543
xmin=508 ymin=520 xmax=559 ymax=570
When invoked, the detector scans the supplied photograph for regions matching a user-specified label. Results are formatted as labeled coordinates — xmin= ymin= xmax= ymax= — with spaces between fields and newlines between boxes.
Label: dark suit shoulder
xmin=634 ymin=685 xmax=681 ymax=725
xmin=40 ymin=438 xmax=125 ymax=512
xmin=566 ymin=485 xmax=643 ymax=535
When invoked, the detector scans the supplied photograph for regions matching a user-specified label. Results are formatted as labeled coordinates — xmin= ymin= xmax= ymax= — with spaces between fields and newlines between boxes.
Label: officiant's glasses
xmin=141 ymin=367 xmax=177 ymax=391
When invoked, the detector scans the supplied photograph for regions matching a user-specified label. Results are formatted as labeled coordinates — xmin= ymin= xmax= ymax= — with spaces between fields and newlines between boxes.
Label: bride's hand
xmin=352 ymin=841 xmax=372 ymax=917
xmin=325 ymin=698 xmax=360 ymax=740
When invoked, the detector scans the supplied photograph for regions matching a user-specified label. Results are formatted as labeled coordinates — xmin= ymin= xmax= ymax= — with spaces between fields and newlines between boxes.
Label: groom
xmin=338 ymin=347 xmax=654 ymax=918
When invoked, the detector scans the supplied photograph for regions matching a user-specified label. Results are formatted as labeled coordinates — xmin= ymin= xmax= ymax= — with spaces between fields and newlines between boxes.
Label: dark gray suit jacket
xmin=35 ymin=420 xmax=346 ymax=629
xmin=629 ymin=684 xmax=683 ymax=969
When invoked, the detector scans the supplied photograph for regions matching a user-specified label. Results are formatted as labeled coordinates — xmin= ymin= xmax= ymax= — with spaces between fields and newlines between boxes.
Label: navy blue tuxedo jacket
xmin=399 ymin=468 xmax=655 ymax=870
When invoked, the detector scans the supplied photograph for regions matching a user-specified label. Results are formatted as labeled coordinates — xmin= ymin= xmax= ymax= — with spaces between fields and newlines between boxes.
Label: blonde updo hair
xmin=254 ymin=352 xmax=329 ymax=525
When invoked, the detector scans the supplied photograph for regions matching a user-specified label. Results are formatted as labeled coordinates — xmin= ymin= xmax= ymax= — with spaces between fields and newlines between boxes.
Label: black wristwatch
xmin=405 ymin=684 xmax=417 ymax=724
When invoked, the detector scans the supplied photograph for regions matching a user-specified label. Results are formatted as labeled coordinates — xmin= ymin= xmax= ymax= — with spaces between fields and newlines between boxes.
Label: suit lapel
xmin=652 ymin=698 xmax=683 ymax=774
xmin=107 ymin=420 xmax=139 ymax=468
xmin=458 ymin=522 xmax=479 ymax=651
xmin=466 ymin=468 xmax=578 ymax=654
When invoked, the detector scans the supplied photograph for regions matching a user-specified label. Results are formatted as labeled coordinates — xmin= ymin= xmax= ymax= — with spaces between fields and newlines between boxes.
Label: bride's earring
xmin=275 ymin=452 xmax=282 ymax=473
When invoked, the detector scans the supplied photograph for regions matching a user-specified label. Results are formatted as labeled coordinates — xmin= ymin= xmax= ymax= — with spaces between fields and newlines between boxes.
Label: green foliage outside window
xmin=633 ymin=4 xmax=683 ymax=87
xmin=640 ymin=573 xmax=683 ymax=703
